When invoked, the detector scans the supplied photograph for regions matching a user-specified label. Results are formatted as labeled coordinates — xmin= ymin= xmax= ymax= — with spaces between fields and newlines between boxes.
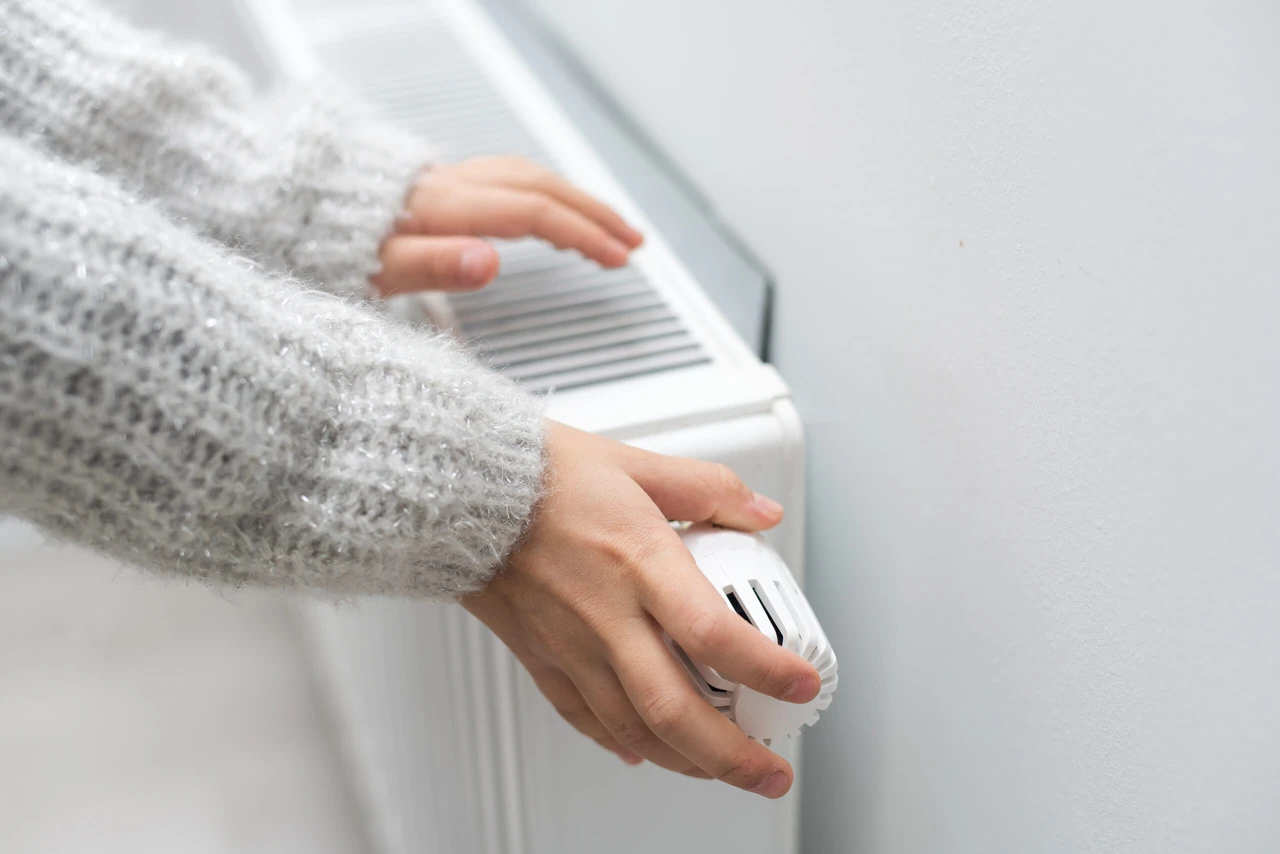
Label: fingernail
xmin=752 ymin=771 xmax=789 ymax=799
xmin=619 ymin=752 xmax=644 ymax=766
xmin=603 ymin=239 xmax=630 ymax=266
xmin=461 ymin=246 xmax=494 ymax=286
xmin=753 ymin=493 xmax=784 ymax=518
xmin=783 ymin=675 xmax=818 ymax=702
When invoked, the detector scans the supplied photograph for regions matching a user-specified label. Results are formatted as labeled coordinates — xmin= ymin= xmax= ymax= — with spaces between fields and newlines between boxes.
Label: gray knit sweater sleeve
xmin=0 ymin=135 xmax=545 ymax=598
xmin=0 ymin=0 xmax=427 ymax=298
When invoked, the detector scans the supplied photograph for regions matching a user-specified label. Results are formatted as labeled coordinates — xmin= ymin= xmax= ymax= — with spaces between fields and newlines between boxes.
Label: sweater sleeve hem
xmin=271 ymin=88 xmax=436 ymax=298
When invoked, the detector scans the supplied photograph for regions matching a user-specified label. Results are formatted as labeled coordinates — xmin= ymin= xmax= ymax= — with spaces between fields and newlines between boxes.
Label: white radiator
xmin=238 ymin=2 xmax=808 ymax=852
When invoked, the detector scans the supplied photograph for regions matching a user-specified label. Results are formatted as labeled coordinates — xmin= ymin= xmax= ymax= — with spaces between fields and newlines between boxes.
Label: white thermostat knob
xmin=667 ymin=524 xmax=838 ymax=744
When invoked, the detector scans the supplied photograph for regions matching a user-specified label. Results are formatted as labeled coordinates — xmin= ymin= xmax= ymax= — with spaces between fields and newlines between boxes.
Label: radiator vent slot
xmin=300 ymin=5 xmax=711 ymax=391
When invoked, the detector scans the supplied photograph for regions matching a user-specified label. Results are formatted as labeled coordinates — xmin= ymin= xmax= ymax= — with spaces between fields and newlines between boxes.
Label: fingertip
xmin=619 ymin=225 xmax=645 ymax=248
xmin=460 ymin=243 xmax=499 ymax=288
xmin=751 ymin=769 xmax=792 ymax=799
xmin=595 ymin=239 xmax=631 ymax=268
xmin=781 ymin=672 xmax=820 ymax=704
xmin=750 ymin=492 xmax=785 ymax=526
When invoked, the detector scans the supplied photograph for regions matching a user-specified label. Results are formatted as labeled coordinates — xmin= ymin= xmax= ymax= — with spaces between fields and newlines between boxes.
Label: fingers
xmin=533 ymin=174 xmax=644 ymax=248
xmin=622 ymin=449 xmax=784 ymax=532
xmin=460 ymin=592 xmax=647 ymax=768
xmin=523 ymin=660 xmax=644 ymax=766
xmin=435 ymin=156 xmax=643 ymax=248
xmin=407 ymin=178 xmax=631 ymax=268
xmin=636 ymin=525 xmax=822 ymax=705
xmin=608 ymin=622 xmax=793 ymax=798
xmin=372 ymin=235 xmax=499 ymax=296
xmin=569 ymin=662 xmax=713 ymax=779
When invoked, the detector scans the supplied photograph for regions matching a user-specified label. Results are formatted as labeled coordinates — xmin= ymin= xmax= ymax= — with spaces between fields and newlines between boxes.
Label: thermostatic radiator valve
xmin=669 ymin=524 xmax=838 ymax=744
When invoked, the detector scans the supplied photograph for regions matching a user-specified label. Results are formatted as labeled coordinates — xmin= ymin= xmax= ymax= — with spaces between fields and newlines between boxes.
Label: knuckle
xmin=411 ymin=204 xmax=440 ymax=235
xmin=556 ymin=704 xmax=598 ymax=735
xmin=639 ymin=691 xmax=690 ymax=736
xmin=685 ymin=609 xmax=729 ymax=655
xmin=526 ymin=197 xmax=557 ymax=230
xmin=608 ymin=717 xmax=653 ymax=749
xmin=686 ymin=489 xmax=719 ymax=522
xmin=710 ymin=462 xmax=748 ymax=498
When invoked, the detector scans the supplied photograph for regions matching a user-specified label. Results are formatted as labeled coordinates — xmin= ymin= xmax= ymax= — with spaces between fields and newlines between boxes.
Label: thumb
xmin=622 ymin=450 xmax=784 ymax=531
xmin=372 ymin=235 xmax=499 ymax=296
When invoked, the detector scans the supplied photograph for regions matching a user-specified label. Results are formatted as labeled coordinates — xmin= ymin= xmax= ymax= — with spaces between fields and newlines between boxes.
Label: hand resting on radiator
xmin=462 ymin=422 xmax=822 ymax=799
xmin=371 ymin=155 xmax=644 ymax=296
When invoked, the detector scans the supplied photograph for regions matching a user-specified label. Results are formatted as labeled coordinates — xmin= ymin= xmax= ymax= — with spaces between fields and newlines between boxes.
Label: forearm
xmin=0 ymin=0 xmax=427 ymax=297
xmin=0 ymin=138 xmax=543 ymax=598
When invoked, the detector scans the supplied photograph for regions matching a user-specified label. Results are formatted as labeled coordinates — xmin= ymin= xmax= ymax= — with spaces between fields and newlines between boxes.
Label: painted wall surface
xmin=521 ymin=1 xmax=1280 ymax=851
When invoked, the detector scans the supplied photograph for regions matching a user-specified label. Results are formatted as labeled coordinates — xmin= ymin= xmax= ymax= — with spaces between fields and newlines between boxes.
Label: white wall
xmin=523 ymin=1 xmax=1280 ymax=851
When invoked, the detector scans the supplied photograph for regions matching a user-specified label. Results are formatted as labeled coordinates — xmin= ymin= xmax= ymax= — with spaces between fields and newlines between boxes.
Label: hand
xmin=462 ymin=422 xmax=821 ymax=799
xmin=372 ymin=156 xmax=643 ymax=296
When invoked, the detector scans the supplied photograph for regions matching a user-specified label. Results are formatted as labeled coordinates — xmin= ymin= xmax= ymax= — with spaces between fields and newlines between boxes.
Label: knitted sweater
xmin=1 ymin=0 xmax=421 ymax=298
xmin=0 ymin=0 xmax=546 ymax=598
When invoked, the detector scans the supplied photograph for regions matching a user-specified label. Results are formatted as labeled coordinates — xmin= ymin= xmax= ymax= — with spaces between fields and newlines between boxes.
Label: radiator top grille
xmin=298 ymin=6 xmax=711 ymax=392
